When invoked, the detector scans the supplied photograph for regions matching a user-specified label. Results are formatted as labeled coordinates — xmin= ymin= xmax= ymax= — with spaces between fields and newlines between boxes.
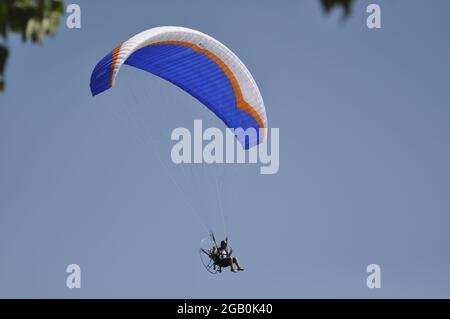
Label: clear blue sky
xmin=1 ymin=0 xmax=450 ymax=298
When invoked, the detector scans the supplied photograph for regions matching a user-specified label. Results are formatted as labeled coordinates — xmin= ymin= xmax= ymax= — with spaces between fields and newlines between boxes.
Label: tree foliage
xmin=0 ymin=0 xmax=64 ymax=91
xmin=320 ymin=0 xmax=354 ymax=16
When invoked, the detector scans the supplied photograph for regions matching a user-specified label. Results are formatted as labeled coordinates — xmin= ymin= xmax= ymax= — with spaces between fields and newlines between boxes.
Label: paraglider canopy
xmin=90 ymin=26 xmax=267 ymax=149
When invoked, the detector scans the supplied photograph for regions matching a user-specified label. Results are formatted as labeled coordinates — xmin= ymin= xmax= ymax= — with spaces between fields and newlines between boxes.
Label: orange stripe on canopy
xmin=109 ymin=44 xmax=122 ymax=87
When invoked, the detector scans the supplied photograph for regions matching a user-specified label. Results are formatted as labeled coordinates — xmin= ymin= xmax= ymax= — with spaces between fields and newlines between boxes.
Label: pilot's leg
xmin=229 ymin=258 xmax=237 ymax=272
xmin=232 ymin=257 xmax=244 ymax=271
